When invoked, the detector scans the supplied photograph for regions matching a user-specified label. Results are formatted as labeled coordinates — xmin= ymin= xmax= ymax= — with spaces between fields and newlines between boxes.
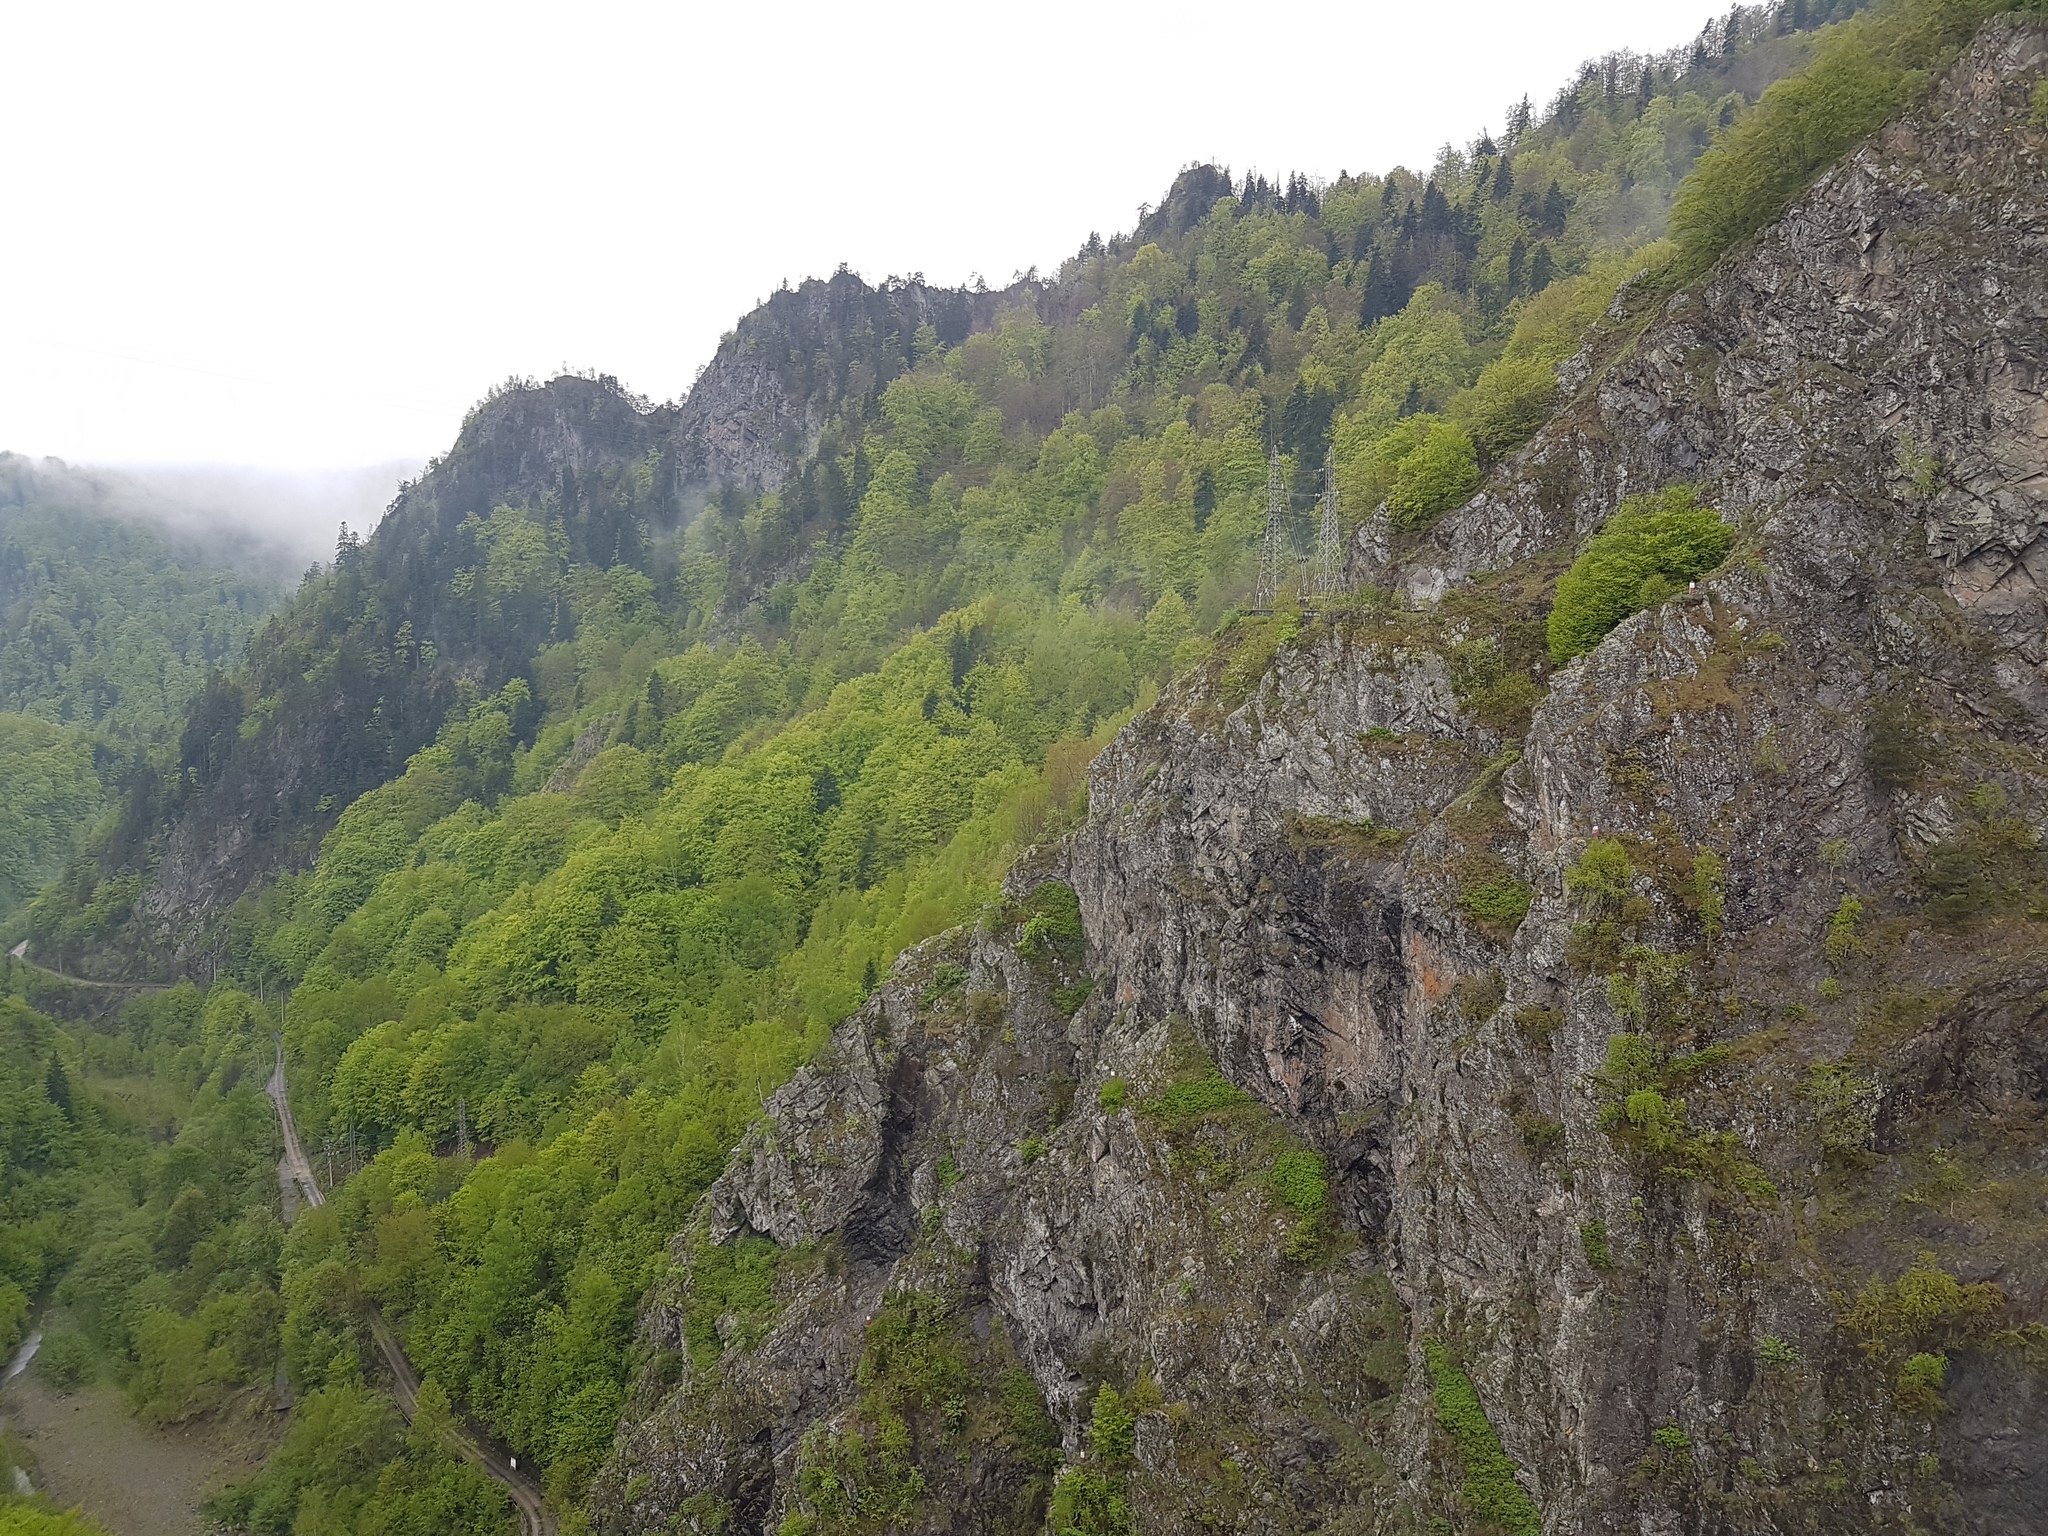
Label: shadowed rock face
xmin=599 ymin=24 xmax=2048 ymax=1535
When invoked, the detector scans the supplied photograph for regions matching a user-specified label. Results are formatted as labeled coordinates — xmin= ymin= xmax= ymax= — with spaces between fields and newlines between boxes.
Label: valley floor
xmin=0 ymin=1368 xmax=278 ymax=1536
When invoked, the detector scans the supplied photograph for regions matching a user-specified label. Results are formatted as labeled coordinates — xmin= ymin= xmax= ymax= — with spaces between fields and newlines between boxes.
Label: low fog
xmin=0 ymin=452 xmax=422 ymax=581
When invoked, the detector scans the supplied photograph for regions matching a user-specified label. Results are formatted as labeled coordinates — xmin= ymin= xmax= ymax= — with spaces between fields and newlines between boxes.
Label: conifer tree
xmin=45 ymin=1055 xmax=72 ymax=1120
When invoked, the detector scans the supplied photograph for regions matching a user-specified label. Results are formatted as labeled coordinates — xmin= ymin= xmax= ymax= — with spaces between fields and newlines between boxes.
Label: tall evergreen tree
xmin=45 ymin=1054 xmax=72 ymax=1120
xmin=1358 ymin=251 xmax=1406 ymax=325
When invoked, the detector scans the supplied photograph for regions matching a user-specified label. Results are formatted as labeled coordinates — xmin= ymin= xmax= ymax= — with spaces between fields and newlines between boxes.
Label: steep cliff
xmin=598 ymin=21 xmax=2048 ymax=1533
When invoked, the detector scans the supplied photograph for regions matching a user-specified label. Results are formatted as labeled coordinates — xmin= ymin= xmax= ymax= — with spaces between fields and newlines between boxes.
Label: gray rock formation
xmin=599 ymin=23 xmax=2048 ymax=1534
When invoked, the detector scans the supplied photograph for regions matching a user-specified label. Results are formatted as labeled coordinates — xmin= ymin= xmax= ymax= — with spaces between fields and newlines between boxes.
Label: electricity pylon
xmin=1256 ymin=449 xmax=1287 ymax=609
xmin=1311 ymin=457 xmax=1343 ymax=601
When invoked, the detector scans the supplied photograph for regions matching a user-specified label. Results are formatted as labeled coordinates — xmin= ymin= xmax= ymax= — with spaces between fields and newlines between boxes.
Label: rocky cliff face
xmin=598 ymin=24 xmax=2048 ymax=1534
xmin=670 ymin=272 xmax=1015 ymax=497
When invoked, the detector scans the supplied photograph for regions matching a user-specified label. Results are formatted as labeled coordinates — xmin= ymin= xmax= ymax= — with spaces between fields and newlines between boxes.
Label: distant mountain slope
xmin=0 ymin=470 xmax=287 ymax=918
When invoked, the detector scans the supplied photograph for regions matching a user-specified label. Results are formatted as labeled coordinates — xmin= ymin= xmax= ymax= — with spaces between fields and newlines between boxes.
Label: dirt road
xmin=265 ymin=1042 xmax=556 ymax=1536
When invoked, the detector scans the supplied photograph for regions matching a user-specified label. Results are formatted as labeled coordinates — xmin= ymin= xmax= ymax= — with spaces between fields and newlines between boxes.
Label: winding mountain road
xmin=5 ymin=942 xmax=172 ymax=991
xmin=266 ymin=1042 xmax=557 ymax=1536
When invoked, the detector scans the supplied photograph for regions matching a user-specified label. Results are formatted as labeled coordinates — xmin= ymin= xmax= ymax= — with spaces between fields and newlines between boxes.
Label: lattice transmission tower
xmin=1311 ymin=458 xmax=1343 ymax=601
xmin=1255 ymin=449 xmax=1288 ymax=609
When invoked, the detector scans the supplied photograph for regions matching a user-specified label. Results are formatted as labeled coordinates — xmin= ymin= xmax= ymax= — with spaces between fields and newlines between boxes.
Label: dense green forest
xmin=14 ymin=0 xmax=2026 ymax=1528
xmin=0 ymin=466 xmax=286 ymax=920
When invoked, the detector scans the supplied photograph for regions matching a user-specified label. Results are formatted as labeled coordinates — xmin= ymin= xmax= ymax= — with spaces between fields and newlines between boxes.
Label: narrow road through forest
xmin=5 ymin=942 xmax=172 ymax=991
xmin=266 ymin=1042 xmax=557 ymax=1536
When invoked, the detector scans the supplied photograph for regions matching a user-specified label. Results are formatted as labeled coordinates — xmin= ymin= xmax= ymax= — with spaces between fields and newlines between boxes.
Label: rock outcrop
xmin=599 ymin=23 xmax=2048 ymax=1534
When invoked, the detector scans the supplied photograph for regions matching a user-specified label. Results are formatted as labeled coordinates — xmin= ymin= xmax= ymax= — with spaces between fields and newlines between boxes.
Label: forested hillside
xmin=0 ymin=462 xmax=286 ymax=919
xmin=21 ymin=0 xmax=2038 ymax=1530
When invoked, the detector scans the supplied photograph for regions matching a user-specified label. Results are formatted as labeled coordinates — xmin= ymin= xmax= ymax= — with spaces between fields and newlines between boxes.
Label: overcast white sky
xmin=5 ymin=0 xmax=1722 ymax=477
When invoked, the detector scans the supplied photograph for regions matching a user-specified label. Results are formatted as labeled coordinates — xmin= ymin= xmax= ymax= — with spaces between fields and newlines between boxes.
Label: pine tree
xmin=1358 ymin=251 xmax=1407 ymax=325
xmin=1493 ymin=158 xmax=1515 ymax=203
xmin=1506 ymin=237 xmax=1528 ymax=295
xmin=1530 ymin=243 xmax=1556 ymax=291
xmin=45 ymin=1055 xmax=72 ymax=1120
xmin=1421 ymin=181 xmax=1452 ymax=236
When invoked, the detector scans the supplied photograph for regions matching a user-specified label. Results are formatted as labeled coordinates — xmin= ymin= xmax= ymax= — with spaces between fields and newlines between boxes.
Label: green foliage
xmin=1096 ymin=1079 xmax=1126 ymax=1112
xmin=1450 ymin=247 xmax=1672 ymax=461
xmin=1015 ymin=882 xmax=1085 ymax=962
xmin=1087 ymin=1384 xmax=1136 ymax=1466
xmin=1823 ymin=894 xmax=1865 ymax=965
xmin=1386 ymin=421 xmax=1481 ymax=530
xmin=1671 ymin=0 xmax=2016 ymax=275
xmin=0 ymin=495 xmax=280 ymax=749
xmin=1460 ymin=875 xmax=1534 ymax=930
xmin=2032 ymin=79 xmax=2048 ymax=126
xmin=1579 ymin=1220 xmax=1614 ymax=1271
xmin=1515 ymin=1112 xmax=1565 ymax=1161
xmin=0 ymin=716 xmax=104 ymax=917
xmin=1269 ymin=1151 xmax=1329 ymax=1217
xmin=1547 ymin=487 xmax=1731 ymax=663
xmin=1692 ymin=847 xmax=1726 ymax=941
xmin=1804 ymin=1059 xmax=1879 ymax=1156
xmin=1895 ymin=1351 xmax=1948 ymax=1415
xmin=1423 ymin=1342 xmax=1542 ymax=1536
xmin=1565 ymin=838 xmax=1637 ymax=914
xmin=1045 ymin=1386 xmax=1137 ymax=1536
xmin=0 ymin=491 xmax=284 ymax=920
xmin=998 ymin=1367 xmax=1065 ymax=1473
xmin=209 ymin=1376 xmax=510 ymax=1535
xmin=1758 ymin=1334 xmax=1803 ymax=1371
xmin=679 ymin=1233 xmax=783 ymax=1370
xmin=1446 ymin=637 xmax=1543 ymax=738
xmin=778 ymin=1289 xmax=992 ymax=1536
xmin=1284 ymin=811 xmax=1409 ymax=862
xmin=1048 ymin=1466 xmax=1133 ymax=1536
xmin=1590 ymin=1032 xmax=1778 ymax=1201
xmin=1140 ymin=1071 xmax=1252 ymax=1122
xmin=0 ymin=1503 xmax=115 ymax=1536
xmin=1840 ymin=1252 xmax=2003 ymax=1356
